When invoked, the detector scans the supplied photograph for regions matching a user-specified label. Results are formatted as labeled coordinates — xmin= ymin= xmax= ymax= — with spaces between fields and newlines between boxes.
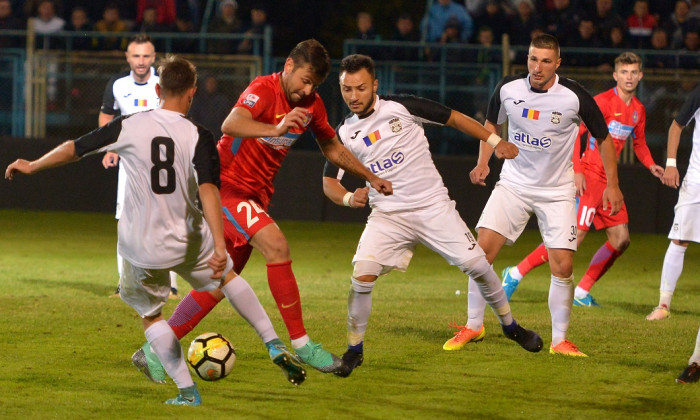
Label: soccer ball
xmin=187 ymin=332 xmax=236 ymax=381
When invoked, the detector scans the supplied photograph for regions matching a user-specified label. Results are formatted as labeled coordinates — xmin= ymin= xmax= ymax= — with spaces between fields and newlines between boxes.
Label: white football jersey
xmin=486 ymin=73 xmax=608 ymax=191
xmin=675 ymin=84 xmax=700 ymax=184
xmin=74 ymin=109 xmax=220 ymax=268
xmin=329 ymin=95 xmax=453 ymax=212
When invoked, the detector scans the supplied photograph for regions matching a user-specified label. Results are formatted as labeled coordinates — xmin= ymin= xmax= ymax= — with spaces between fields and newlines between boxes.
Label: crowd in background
xmin=0 ymin=0 xmax=698 ymax=66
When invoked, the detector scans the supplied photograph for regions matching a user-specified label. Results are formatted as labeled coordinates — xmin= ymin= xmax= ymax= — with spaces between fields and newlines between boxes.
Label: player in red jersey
xmin=130 ymin=39 xmax=392 ymax=379
xmin=501 ymin=52 xmax=664 ymax=306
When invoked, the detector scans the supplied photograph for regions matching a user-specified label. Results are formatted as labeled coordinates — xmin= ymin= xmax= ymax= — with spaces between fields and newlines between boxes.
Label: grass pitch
xmin=0 ymin=210 xmax=698 ymax=419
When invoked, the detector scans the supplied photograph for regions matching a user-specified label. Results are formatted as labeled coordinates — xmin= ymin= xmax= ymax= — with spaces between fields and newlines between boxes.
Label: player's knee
xmin=352 ymin=260 xmax=385 ymax=282
xmin=616 ymin=237 xmax=630 ymax=253
xmin=458 ymin=256 xmax=491 ymax=279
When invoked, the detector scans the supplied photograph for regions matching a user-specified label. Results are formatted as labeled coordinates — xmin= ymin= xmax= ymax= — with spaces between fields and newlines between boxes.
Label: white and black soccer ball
xmin=187 ymin=332 xmax=236 ymax=381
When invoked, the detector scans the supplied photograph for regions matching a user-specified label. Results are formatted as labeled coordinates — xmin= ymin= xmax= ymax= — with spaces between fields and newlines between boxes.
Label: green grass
xmin=0 ymin=209 xmax=698 ymax=419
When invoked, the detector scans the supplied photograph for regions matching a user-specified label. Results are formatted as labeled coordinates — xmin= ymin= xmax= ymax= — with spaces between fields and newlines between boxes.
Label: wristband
xmin=666 ymin=158 xmax=677 ymax=167
xmin=486 ymin=133 xmax=501 ymax=148
xmin=342 ymin=192 xmax=353 ymax=207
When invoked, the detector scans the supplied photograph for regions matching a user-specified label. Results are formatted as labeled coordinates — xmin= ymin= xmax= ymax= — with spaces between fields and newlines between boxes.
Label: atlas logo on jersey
xmin=369 ymin=151 xmax=404 ymax=174
xmin=513 ymin=132 xmax=552 ymax=150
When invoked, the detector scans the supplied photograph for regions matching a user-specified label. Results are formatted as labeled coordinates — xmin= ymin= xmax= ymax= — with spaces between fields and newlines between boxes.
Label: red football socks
xmin=517 ymin=243 xmax=549 ymax=276
xmin=578 ymin=241 xmax=622 ymax=291
xmin=167 ymin=289 xmax=222 ymax=339
xmin=267 ymin=260 xmax=306 ymax=340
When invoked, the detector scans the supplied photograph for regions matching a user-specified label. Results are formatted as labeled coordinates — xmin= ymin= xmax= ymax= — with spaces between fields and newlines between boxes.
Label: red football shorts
xmin=576 ymin=174 xmax=628 ymax=232
xmin=220 ymin=191 xmax=275 ymax=273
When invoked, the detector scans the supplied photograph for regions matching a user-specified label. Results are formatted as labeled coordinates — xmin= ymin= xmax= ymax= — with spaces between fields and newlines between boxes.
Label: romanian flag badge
xmin=521 ymin=108 xmax=540 ymax=120
xmin=134 ymin=99 xmax=148 ymax=107
xmin=363 ymin=130 xmax=381 ymax=146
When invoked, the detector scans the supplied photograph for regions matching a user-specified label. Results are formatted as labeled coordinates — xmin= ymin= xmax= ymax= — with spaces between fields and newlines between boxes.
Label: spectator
xmin=466 ymin=0 xmax=517 ymax=18
xmin=32 ymin=0 xmax=65 ymax=49
xmin=237 ymin=4 xmax=269 ymax=54
xmin=139 ymin=6 xmax=173 ymax=32
xmin=64 ymin=6 xmax=93 ymax=50
xmin=94 ymin=2 xmax=128 ymax=51
xmin=591 ymin=0 xmax=626 ymax=42
xmin=354 ymin=11 xmax=379 ymax=41
xmin=646 ymin=28 xmax=675 ymax=69
xmin=510 ymin=0 xmax=542 ymax=46
xmin=627 ymin=0 xmax=657 ymax=49
xmin=568 ymin=18 xmax=604 ymax=67
xmin=136 ymin=0 xmax=175 ymax=27
xmin=24 ymin=0 xmax=63 ymax=20
xmin=389 ymin=12 xmax=420 ymax=61
xmin=0 ymin=0 xmax=25 ymax=48
xmin=421 ymin=0 xmax=473 ymax=43
xmin=429 ymin=16 xmax=469 ymax=63
xmin=188 ymin=74 xmax=232 ymax=139
xmin=207 ymin=0 xmax=242 ymax=54
xmin=603 ymin=25 xmax=630 ymax=49
xmin=662 ymin=0 xmax=700 ymax=49
xmin=544 ymin=0 xmax=585 ymax=41
xmin=679 ymin=30 xmax=700 ymax=68
xmin=472 ymin=0 xmax=511 ymax=43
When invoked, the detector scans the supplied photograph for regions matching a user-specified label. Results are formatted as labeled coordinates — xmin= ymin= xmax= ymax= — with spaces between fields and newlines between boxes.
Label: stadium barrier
xmin=0 ymin=137 xmax=682 ymax=235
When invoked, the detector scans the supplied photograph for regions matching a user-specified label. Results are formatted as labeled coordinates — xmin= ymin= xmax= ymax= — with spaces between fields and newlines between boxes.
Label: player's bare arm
xmin=5 ymin=140 xmax=79 ymax=180
xmin=662 ymin=120 xmax=683 ymax=189
xmin=446 ymin=110 xmax=518 ymax=159
xmin=317 ymin=135 xmax=393 ymax=196
xmin=322 ymin=176 xmax=369 ymax=208
xmin=469 ymin=121 xmax=500 ymax=186
xmin=98 ymin=111 xmax=114 ymax=128
xmin=198 ymin=182 xmax=228 ymax=279
xmin=596 ymin=133 xmax=624 ymax=214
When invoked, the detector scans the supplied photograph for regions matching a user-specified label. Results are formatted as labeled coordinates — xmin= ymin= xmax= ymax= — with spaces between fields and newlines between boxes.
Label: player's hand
xmin=369 ymin=177 xmax=392 ymax=195
xmin=102 ymin=152 xmax=119 ymax=168
xmin=661 ymin=166 xmax=680 ymax=189
xmin=649 ymin=164 xmax=664 ymax=180
xmin=493 ymin=141 xmax=518 ymax=159
xmin=349 ymin=187 xmax=369 ymax=208
xmin=274 ymin=107 xmax=310 ymax=136
xmin=5 ymin=159 xmax=33 ymax=180
xmin=601 ymin=185 xmax=623 ymax=215
xmin=575 ymin=172 xmax=586 ymax=197
xmin=469 ymin=164 xmax=490 ymax=186
xmin=207 ymin=247 xmax=228 ymax=279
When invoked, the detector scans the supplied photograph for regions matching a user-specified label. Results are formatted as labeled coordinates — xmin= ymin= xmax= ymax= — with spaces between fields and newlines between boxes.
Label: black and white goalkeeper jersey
xmin=74 ymin=109 xmax=220 ymax=269
xmin=325 ymin=94 xmax=452 ymax=212
xmin=486 ymin=73 xmax=608 ymax=190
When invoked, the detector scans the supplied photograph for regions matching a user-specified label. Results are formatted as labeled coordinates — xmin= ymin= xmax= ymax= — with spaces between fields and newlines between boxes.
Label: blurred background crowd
xmin=1 ymin=0 xmax=698 ymax=64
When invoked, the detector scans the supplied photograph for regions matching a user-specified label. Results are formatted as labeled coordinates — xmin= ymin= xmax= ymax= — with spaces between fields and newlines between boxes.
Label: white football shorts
xmin=477 ymin=181 xmax=578 ymax=250
xmin=352 ymin=199 xmax=485 ymax=272
xmin=119 ymin=248 xmax=233 ymax=318
xmin=668 ymin=179 xmax=700 ymax=243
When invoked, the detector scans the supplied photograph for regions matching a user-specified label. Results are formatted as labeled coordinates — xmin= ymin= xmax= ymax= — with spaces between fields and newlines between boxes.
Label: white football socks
xmin=549 ymin=274 xmax=574 ymax=346
xmin=659 ymin=242 xmax=687 ymax=308
xmin=690 ymin=327 xmax=700 ymax=366
xmin=346 ymin=277 xmax=375 ymax=346
xmin=221 ymin=275 xmax=277 ymax=344
xmin=145 ymin=320 xmax=193 ymax=389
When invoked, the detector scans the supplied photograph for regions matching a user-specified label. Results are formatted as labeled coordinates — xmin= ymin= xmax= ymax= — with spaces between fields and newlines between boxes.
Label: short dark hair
xmin=157 ymin=54 xmax=197 ymax=96
xmin=128 ymin=33 xmax=154 ymax=49
xmin=530 ymin=33 xmax=560 ymax=57
xmin=288 ymin=39 xmax=331 ymax=81
xmin=340 ymin=54 xmax=375 ymax=79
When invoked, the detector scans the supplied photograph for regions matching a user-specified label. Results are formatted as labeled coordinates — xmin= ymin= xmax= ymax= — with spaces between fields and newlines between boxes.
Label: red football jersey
xmin=575 ymin=87 xmax=655 ymax=181
xmin=217 ymin=72 xmax=335 ymax=208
